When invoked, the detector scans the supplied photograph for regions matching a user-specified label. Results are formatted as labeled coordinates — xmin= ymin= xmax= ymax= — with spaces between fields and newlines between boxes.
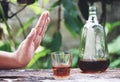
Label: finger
xmin=39 ymin=17 xmax=50 ymax=38
xmin=34 ymin=35 xmax=41 ymax=50
xmin=34 ymin=17 xmax=50 ymax=49
xmin=17 ymin=28 xmax=36 ymax=52
xmin=35 ymin=11 xmax=49 ymax=35
xmin=26 ymin=28 xmax=36 ymax=44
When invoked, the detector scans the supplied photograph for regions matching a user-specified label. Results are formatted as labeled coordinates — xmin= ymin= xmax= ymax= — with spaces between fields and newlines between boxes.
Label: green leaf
xmin=110 ymin=57 xmax=120 ymax=68
xmin=28 ymin=2 xmax=43 ymax=15
xmin=106 ymin=21 xmax=120 ymax=33
xmin=16 ymin=17 xmax=35 ymax=37
xmin=50 ymin=31 xmax=62 ymax=52
xmin=28 ymin=54 xmax=51 ymax=69
xmin=27 ymin=48 xmax=51 ymax=68
xmin=43 ymin=0 xmax=49 ymax=4
xmin=69 ymin=48 xmax=79 ymax=68
xmin=63 ymin=10 xmax=83 ymax=38
xmin=0 ymin=41 xmax=12 ymax=52
xmin=49 ymin=0 xmax=59 ymax=11
xmin=10 ymin=0 xmax=16 ymax=3
xmin=62 ymin=0 xmax=83 ymax=38
xmin=64 ymin=20 xmax=78 ymax=38
xmin=62 ymin=0 xmax=77 ymax=17
xmin=111 ymin=21 xmax=120 ymax=29
xmin=108 ymin=36 xmax=120 ymax=55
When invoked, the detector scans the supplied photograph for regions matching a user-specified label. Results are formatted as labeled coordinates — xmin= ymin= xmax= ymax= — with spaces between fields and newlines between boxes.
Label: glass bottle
xmin=78 ymin=5 xmax=110 ymax=73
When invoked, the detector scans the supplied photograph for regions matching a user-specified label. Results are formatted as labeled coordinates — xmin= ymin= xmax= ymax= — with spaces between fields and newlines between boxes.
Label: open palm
xmin=15 ymin=11 xmax=50 ymax=67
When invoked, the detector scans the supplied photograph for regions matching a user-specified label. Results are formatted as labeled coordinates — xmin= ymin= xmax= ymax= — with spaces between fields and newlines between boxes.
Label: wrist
xmin=12 ymin=51 xmax=27 ymax=68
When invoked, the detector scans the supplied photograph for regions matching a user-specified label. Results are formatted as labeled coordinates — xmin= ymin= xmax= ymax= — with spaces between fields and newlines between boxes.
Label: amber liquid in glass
xmin=78 ymin=59 xmax=110 ymax=73
xmin=52 ymin=65 xmax=71 ymax=79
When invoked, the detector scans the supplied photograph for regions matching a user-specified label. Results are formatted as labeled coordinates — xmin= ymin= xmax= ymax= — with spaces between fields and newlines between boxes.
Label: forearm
xmin=0 ymin=51 xmax=23 ymax=69
xmin=0 ymin=11 xmax=50 ymax=69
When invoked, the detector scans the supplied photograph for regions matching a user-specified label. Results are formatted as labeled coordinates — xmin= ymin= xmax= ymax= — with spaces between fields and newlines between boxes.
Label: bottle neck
xmin=87 ymin=6 xmax=98 ymax=24
xmin=88 ymin=14 xmax=98 ymax=24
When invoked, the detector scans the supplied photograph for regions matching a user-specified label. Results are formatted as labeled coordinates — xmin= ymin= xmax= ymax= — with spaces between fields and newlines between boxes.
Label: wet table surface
xmin=0 ymin=68 xmax=120 ymax=82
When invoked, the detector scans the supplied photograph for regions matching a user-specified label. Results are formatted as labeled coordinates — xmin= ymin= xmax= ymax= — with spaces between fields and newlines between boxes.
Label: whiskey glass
xmin=51 ymin=51 xmax=72 ymax=79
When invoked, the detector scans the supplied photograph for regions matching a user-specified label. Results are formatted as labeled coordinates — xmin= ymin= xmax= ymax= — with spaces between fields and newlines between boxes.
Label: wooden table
xmin=0 ymin=68 xmax=120 ymax=82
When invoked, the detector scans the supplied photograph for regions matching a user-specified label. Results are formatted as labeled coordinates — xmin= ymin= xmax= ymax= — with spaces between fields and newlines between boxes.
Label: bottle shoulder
xmin=82 ymin=22 xmax=104 ymax=34
xmin=84 ymin=21 xmax=103 ymax=29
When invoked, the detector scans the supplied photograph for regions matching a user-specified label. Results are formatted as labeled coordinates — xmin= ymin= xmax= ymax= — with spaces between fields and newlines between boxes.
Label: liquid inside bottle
xmin=78 ymin=5 xmax=110 ymax=73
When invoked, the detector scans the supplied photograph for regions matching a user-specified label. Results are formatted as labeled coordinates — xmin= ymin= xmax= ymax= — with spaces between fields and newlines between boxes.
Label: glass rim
xmin=51 ymin=51 xmax=71 ymax=55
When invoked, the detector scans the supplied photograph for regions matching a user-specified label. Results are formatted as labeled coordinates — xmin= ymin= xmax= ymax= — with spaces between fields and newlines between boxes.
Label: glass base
xmin=54 ymin=75 xmax=70 ymax=80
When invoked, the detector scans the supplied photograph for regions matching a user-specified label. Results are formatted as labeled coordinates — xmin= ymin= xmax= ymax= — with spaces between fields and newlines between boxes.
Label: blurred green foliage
xmin=106 ymin=21 xmax=120 ymax=68
xmin=0 ymin=0 xmax=120 ymax=69
xmin=27 ymin=0 xmax=82 ymax=69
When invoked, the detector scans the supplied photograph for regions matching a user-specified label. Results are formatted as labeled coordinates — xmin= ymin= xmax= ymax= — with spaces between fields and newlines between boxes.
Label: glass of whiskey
xmin=51 ymin=51 xmax=72 ymax=79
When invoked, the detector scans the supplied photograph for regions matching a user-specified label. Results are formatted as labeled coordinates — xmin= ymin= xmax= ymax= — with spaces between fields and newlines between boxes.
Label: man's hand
xmin=14 ymin=11 xmax=50 ymax=67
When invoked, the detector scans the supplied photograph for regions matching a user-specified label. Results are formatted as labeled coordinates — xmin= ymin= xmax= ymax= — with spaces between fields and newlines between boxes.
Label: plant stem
xmin=100 ymin=1 xmax=106 ymax=26
xmin=57 ymin=0 xmax=62 ymax=31
xmin=0 ymin=3 xmax=16 ymax=50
